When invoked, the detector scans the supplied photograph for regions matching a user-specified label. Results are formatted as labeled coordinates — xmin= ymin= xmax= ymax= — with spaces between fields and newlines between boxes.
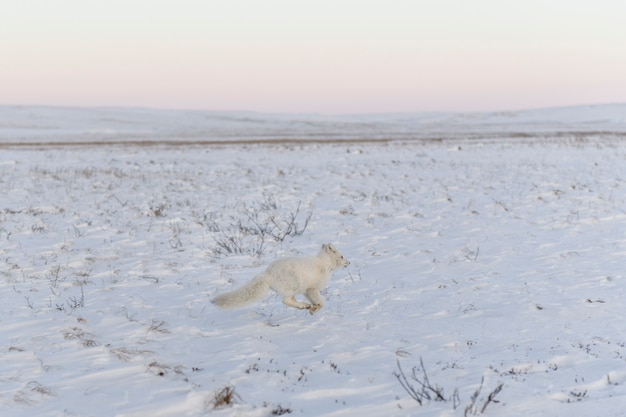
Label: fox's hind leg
xmin=282 ymin=296 xmax=312 ymax=311
xmin=305 ymin=288 xmax=324 ymax=315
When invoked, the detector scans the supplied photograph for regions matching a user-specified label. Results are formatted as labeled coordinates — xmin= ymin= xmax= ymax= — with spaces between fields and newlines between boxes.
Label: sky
xmin=2 ymin=0 xmax=626 ymax=114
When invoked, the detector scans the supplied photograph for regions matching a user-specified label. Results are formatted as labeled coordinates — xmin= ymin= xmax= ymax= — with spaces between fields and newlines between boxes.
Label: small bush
xmin=206 ymin=194 xmax=312 ymax=258
xmin=394 ymin=358 xmax=454 ymax=406
xmin=394 ymin=358 xmax=504 ymax=415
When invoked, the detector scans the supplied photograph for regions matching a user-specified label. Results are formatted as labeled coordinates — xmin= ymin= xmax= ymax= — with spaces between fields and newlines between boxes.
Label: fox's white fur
xmin=212 ymin=244 xmax=349 ymax=314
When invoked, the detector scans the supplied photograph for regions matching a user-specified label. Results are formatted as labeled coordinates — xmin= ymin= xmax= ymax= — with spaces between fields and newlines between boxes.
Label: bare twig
xmin=464 ymin=377 xmax=483 ymax=416
xmin=395 ymin=359 xmax=504 ymax=415
xmin=394 ymin=358 xmax=448 ymax=406
xmin=480 ymin=383 xmax=504 ymax=413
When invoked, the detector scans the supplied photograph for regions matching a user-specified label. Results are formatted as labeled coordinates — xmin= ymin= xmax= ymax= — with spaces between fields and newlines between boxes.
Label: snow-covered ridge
xmin=1 ymin=103 xmax=625 ymax=144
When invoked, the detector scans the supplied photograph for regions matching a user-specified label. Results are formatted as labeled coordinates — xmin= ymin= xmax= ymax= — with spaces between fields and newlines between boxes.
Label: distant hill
xmin=1 ymin=104 xmax=625 ymax=145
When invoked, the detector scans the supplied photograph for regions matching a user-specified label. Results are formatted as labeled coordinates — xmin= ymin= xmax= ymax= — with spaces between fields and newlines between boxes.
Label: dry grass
xmin=209 ymin=385 xmax=241 ymax=409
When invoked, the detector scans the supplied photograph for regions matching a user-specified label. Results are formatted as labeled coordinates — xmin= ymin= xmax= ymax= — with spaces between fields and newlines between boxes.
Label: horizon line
xmin=2 ymin=101 xmax=625 ymax=117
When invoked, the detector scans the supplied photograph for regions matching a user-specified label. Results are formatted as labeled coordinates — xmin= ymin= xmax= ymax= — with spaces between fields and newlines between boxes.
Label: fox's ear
xmin=322 ymin=243 xmax=329 ymax=251
xmin=323 ymin=243 xmax=336 ymax=253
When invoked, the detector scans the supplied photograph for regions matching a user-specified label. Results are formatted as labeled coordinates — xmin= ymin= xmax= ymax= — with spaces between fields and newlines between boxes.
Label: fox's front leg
xmin=305 ymin=288 xmax=324 ymax=315
xmin=282 ymin=295 xmax=312 ymax=311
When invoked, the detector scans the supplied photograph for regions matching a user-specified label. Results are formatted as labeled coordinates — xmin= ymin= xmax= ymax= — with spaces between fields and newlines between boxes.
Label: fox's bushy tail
xmin=212 ymin=274 xmax=270 ymax=309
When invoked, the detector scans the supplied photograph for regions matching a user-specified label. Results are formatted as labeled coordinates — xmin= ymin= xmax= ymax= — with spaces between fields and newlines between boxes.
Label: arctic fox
xmin=212 ymin=244 xmax=349 ymax=314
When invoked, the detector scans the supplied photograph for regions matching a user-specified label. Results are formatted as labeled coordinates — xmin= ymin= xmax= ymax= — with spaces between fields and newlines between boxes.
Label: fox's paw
xmin=309 ymin=304 xmax=323 ymax=315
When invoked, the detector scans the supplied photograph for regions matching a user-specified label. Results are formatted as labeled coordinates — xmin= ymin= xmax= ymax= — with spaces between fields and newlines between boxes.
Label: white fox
xmin=212 ymin=244 xmax=349 ymax=314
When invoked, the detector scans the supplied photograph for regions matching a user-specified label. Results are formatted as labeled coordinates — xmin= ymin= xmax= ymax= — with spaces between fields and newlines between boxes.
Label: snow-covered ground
xmin=1 ymin=106 xmax=626 ymax=416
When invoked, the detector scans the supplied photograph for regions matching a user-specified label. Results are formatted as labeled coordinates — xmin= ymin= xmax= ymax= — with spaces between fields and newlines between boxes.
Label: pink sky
xmin=2 ymin=0 xmax=626 ymax=114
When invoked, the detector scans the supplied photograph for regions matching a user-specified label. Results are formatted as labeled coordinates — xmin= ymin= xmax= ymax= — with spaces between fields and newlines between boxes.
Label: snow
xmin=1 ymin=105 xmax=626 ymax=416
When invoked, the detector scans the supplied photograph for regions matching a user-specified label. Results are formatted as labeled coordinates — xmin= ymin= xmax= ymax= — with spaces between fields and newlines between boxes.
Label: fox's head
xmin=322 ymin=243 xmax=350 ymax=268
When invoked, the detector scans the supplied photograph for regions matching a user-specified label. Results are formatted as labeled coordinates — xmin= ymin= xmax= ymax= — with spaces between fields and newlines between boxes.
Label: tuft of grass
xmin=108 ymin=347 xmax=153 ymax=362
xmin=148 ymin=202 xmax=169 ymax=217
xmin=264 ymin=403 xmax=293 ymax=415
xmin=62 ymin=327 xmax=98 ymax=347
xmin=147 ymin=319 xmax=171 ymax=334
xmin=209 ymin=385 xmax=241 ymax=409
xmin=146 ymin=361 xmax=184 ymax=377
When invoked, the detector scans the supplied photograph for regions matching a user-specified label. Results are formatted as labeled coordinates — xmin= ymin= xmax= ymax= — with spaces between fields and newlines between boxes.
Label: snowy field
xmin=2 ymin=106 xmax=626 ymax=416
